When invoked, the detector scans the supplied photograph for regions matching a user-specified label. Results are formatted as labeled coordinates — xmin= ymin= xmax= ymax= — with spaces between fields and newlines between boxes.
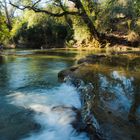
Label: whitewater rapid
xmin=7 ymin=83 xmax=89 ymax=140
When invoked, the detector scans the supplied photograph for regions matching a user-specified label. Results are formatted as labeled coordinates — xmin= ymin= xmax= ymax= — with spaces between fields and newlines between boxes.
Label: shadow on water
xmin=0 ymin=56 xmax=4 ymax=64
xmin=0 ymin=97 xmax=40 ymax=140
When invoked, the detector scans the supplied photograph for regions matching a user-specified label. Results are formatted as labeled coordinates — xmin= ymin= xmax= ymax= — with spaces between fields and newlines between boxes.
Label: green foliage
xmin=97 ymin=0 xmax=140 ymax=33
xmin=1 ymin=0 xmax=140 ymax=48
xmin=0 ymin=13 xmax=10 ymax=44
xmin=72 ymin=15 xmax=91 ymax=43
xmin=11 ymin=10 xmax=68 ymax=48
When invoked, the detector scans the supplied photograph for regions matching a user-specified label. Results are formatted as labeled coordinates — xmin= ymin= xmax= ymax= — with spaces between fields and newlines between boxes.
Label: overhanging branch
xmin=9 ymin=1 xmax=79 ymax=17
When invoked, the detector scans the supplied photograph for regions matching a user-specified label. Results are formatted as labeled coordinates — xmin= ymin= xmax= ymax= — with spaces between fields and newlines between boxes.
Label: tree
xmin=0 ymin=11 xmax=10 ymax=44
xmin=98 ymin=0 xmax=140 ymax=32
xmin=9 ymin=0 xmax=100 ymax=40
xmin=0 ymin=0 xmax=12 ymax=30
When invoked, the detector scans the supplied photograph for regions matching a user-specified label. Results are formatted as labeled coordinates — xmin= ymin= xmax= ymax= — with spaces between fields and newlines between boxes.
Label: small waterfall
xmin=7 ymin=83 xmax=90 ymax=140
xmin=64 ymin=76 xmax=100 ymax=129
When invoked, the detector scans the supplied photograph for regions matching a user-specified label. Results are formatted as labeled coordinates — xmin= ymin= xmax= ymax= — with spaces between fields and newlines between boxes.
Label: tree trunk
xmin=4 ymin=0 xmax=12 ymax=30
xmin=73 ymin=0 xmax=100 ymax=40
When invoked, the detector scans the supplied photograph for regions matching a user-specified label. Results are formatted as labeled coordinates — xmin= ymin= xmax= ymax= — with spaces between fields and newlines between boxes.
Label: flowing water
xmin=0 ymin=49 xmax=140 ymax=140
xmin=0 ymin=49 xmax=89 ymax=140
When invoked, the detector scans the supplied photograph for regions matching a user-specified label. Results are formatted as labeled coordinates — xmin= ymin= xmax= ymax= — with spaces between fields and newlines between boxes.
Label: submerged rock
xmin=77 ymin=54 xmax=140 ymax=69
xmin=77 ymin=54 xmax=106 ymax=64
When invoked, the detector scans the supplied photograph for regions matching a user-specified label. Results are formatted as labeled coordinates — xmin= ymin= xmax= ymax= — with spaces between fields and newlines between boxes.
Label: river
xmin=0 ymin=49 xmax=92 ymax=140
xmin=0 ymin=49 xmax=140 ymax=140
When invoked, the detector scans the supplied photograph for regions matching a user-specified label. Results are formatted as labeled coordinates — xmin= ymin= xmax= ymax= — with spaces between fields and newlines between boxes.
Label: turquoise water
xmin=0 ymin=49 xmax=89 ymax=140
xmin=0 ymin=49 xmax=140 ymax=140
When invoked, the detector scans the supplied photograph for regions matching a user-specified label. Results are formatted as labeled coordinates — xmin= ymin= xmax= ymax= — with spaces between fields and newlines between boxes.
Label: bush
xmin=11 ymin=11 xmax=69 ymax=48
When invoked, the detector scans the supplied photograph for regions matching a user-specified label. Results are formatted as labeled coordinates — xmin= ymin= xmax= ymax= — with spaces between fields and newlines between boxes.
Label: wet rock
xmin=51 ymin=105 xmax=87 ymax=133
xmin=58 ymin=54 xmax=140 ymax=140
xmin=58 ymin=64 xmax=86 ymax=81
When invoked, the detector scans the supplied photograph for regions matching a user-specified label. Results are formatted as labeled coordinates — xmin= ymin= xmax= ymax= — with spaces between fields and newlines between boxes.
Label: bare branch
xmin=58 ymin=0 xmax=66 ymax=11
xmin=9 ymin=2 xmax=27 ymax=10
xmin=32 ymin=0 xmax=42 ymax=7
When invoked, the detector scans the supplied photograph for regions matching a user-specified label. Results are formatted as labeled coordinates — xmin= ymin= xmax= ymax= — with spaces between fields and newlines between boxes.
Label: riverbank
xmin=58 ymin=53 xmax=140 ymax=140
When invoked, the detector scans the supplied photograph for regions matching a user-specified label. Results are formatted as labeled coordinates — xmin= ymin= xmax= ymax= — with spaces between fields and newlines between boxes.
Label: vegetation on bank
xmin=0 ymin=0 xmax=140 ymax=49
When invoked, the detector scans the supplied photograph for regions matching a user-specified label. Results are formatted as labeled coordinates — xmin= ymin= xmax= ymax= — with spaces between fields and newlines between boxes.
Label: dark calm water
xmin=0 ymin=49 xmax=140 ymax=140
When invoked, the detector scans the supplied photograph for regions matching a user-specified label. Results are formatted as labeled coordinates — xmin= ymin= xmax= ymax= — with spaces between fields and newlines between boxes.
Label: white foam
xmin=100 ymin=72 xmax=132 ymax=114
xmin=7 ymin=83 xmax=89 ymax=140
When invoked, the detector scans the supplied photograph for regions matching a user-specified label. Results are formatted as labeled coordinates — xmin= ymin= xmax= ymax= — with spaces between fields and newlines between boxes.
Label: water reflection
xmin=100 ymin=71 xmax=132 ymax=112
xmin=99 ymin=70 xmax=140 ymax=119
xmin=0 ymin=56 xmax=4 ymax=64
xmin=128 ymin=78 xmax=140 ymax=122
xmin=79 ymin=64 xmax=140 ymax=139
xmin=0 ymin=56 xmax=73 ymax=90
